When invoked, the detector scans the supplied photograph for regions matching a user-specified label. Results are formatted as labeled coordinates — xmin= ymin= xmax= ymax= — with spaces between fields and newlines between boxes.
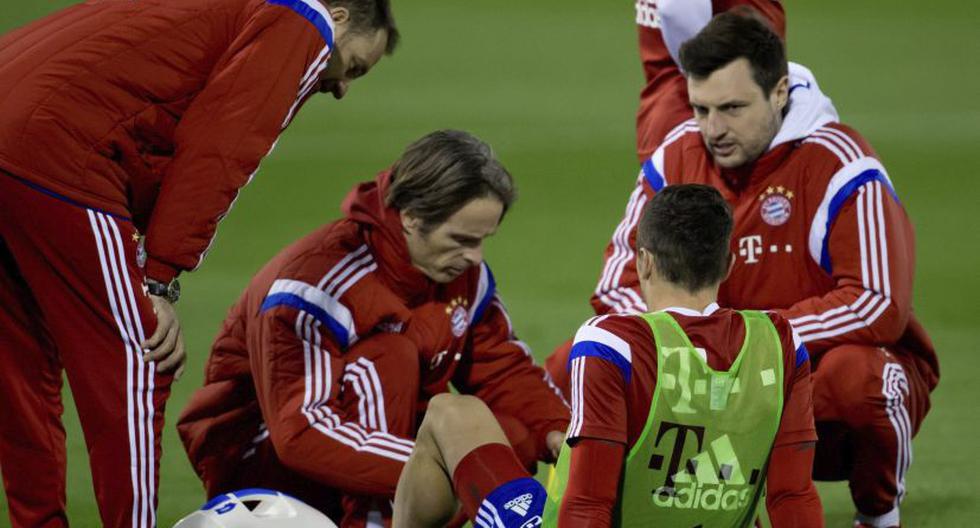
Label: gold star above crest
xmin=776 ymin=185 xmax=785 ymax=194
xmin=786 ymin=191 xmax=794 ymax=199
xmin=132 ymin=233 xmax=141 ymax=242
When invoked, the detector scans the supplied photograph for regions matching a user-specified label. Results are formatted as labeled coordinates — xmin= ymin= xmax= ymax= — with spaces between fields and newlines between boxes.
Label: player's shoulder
xmin=574 ymin=314 xmax=651 ymax=345
xmin=272 ymin=220 xmax=376 ymax=287
xmin=794 ymin=122 xmax=900 ymax=209
xmin=761 ymin=310 xmax=797 ymax=345
xmin=659 ymin=119 xmax=701 ymax=157
xmin=257 ymin=221 xmax=407 ymax=348
xmin=259 ymin=221 xmax=379 ymax=296
xmin=643 ymin=119 xmax=701 ymax=190
xmin=797 ymin=122 xmax=880 ymax=175
xmin=570 ymin=314 xmax=653 ymax=381
xmin=250 ymin=0 xmax=336 ymax=46
xmin=761 ymin=311 xmax=810 ymax=372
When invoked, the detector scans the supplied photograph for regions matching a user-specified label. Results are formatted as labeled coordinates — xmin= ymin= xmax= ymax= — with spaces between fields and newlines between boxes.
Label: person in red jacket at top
xmin=177 ymin=130 xmax=570 ymax=527
xmin=392 ymin=184 xmax=822 ymax=528
xmin=0 ymin=1 xmax=397 ymax=526
xmin=634 ymin=0 xmax=785 ymax=162
xmin=550 ymin=11 xmax=938 ymax=528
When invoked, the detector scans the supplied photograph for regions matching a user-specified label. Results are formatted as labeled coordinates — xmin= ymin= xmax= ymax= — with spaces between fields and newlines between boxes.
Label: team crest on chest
xmin=758 ymin=186 xmax=793 ymax=226
xmin=446 ymin=296 xmax=470 ymax=337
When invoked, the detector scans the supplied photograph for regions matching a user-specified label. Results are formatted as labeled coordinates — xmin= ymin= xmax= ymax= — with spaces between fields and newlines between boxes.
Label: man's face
xmin=317 ymin=11 xmax=387 ymax=99
xmin=402 ymin=197 xmax=504 ymax=284
xmin=688 ymin=58 xmax=787 ymax=168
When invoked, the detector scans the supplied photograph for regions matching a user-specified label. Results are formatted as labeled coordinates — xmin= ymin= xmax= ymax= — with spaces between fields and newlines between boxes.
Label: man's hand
xmin=141 ymin=294 xmax=186 ymax=379
xmin=546 ymin=430 xmax=565 ymax=461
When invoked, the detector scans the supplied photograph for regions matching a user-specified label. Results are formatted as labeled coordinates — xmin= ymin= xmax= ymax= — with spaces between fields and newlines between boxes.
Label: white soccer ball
xmin=173 ymin=488 xmax=339 ymax=528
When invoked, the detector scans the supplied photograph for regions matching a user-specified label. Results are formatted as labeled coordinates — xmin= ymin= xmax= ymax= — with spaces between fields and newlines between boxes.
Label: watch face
xmin=146 ymin=279 xmax=179 ymax=302
xmin=168 ymin=280 xmax=181 ymax=302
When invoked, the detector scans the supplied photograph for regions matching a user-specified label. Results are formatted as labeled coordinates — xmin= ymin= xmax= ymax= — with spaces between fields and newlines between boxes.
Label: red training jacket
xmin=178 ymin=171 xmax=570 ymax=499
xmin=592 ymin=63 xmax=939 ymax=389
xmin=0 ymin=0 xmax=335 ymax=283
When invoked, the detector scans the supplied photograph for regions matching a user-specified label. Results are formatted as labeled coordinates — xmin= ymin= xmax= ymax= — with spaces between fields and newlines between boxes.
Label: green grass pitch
xmin=1 ymin=1 xmax=978 ymax=526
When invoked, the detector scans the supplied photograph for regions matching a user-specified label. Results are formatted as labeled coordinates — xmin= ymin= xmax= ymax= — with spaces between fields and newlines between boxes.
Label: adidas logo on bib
xmin=652 ymin=434 xmax=761 ymax=511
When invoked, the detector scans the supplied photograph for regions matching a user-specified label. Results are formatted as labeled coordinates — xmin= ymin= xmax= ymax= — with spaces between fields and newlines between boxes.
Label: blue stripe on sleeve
xmin=260 ymin=292 xmax=350 ymax=348
xmin=471 ymin=265 xmax=497 ymax=324
xmin=795 ymin=344 xmax=810 ymax=369
xmin=641 ymin=158 xmax=665 ymax=192
xmin=820 ymin=169 xmax=899 ymax=274
xmin=267 ymin=0 xmax=335 ymax=48
xmin=569 ymin=341 xmax=632 ymax=383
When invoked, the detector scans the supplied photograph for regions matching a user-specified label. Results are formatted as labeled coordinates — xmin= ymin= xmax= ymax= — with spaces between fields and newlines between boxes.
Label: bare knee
xmin=426 ymin=394 xmax=488 ymax=433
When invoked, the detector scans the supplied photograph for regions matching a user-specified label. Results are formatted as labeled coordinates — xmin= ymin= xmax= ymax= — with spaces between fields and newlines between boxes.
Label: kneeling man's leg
xmin=812 ymin=344 xmax=930 ymax=527
xmin=393 ymin=394 xmax=546 ymax=528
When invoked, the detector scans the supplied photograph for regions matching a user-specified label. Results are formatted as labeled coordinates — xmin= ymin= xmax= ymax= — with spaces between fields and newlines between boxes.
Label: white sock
xmin=854 ymin=506 xmax=900 ymax=527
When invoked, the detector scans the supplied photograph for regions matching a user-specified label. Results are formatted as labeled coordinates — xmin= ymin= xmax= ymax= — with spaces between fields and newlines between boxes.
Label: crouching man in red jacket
xmin=177 ymin=130 xmax=570 ymax=527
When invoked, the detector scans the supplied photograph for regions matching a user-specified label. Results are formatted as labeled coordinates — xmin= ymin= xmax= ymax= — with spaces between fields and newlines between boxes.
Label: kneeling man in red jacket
xmin=177 ymin=130 xmax=569 ymax=527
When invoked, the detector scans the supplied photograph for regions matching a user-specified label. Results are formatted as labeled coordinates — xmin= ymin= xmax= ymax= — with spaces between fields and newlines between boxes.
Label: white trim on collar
xmin=660 ymin=302 xmax=721 ymax=317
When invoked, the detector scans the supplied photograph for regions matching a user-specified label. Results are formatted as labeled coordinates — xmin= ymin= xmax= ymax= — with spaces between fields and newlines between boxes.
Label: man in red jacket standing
xmin=177 ymin=130 xmax=569 ymax=527
xmin=0 ymin=1 xmax=397 ymax=526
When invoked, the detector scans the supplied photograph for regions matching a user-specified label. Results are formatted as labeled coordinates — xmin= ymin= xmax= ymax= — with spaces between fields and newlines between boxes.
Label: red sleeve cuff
xmin=567 ymin=425 xmax=627 ymax=446
xmin=773 ymin=429 xmax=818 ymax=447
xmin=145 ymin=257 xmax=180 ymax=283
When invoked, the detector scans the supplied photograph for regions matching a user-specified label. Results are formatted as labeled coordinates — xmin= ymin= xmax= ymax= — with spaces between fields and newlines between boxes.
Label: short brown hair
xmin=678 ymin=9 xmax=787 ymax=95
xmin=637 ymin=184 xmax=733 ymax=293
xmin=328 ymin=0 xmax=399 ymax=54
xmin=386 ymin=130 xmax=516 ymax=233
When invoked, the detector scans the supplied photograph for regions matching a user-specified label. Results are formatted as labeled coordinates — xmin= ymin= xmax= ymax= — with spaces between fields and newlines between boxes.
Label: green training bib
xmin=544 ymin=310 xmax=784 ymax=527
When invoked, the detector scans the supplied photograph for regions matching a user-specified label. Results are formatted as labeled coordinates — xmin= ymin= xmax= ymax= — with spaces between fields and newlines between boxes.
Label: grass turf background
xmin=2 ymin=0 xmax=978 ymax=525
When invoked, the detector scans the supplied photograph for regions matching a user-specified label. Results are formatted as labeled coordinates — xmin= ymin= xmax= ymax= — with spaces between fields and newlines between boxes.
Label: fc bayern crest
xmin=758 ymin=186 xmax=794 ymax=226
xmin=445 ymin=297 xmax=471 ymax=338
xmin=450 ymin=305 xmax=468 ymax=337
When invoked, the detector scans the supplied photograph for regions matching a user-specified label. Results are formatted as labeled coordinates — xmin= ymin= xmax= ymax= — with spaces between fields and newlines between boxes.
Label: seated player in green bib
xmin=391 ymin=184 xmax=823 ymax=527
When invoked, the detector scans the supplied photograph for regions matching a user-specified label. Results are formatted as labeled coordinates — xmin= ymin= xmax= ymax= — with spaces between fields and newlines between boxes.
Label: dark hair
xmin=386 ymin=130 xmax=516 ymax=233
xmin=637 ymin=184 xmax=733 ymax=293
xmin=328 ymin=0 xmax=399 ymax=54
xmin=678 ymin=9 xmax=787 ymax=95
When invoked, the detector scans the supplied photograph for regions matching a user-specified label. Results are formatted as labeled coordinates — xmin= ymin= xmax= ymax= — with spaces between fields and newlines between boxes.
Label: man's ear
xmin=400 ymin=210 xmax=420 ymax=235
xmin=637 ymin=248 xmax=653 ymax=281
xmin=772 ymin=74 xmax=790 ymax=112
xmin=328 ymin=7 xmax=350 ymax=26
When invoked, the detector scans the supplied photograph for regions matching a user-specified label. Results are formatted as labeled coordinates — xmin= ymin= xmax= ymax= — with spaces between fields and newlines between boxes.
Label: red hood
xmin=341 ymin=170 xmax=434 ymax=302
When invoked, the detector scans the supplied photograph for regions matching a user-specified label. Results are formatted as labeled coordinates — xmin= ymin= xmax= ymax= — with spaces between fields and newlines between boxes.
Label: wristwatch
xmin=146 ymin=278 xmax=180 ymax=304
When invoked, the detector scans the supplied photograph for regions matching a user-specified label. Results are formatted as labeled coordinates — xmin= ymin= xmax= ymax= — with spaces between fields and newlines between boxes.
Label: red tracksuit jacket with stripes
xmin=593 ymin=63 xmax=938 ymax=388
xmin=178 ymin=171 xmax=570 ymax=497
xmin=0 ymin=0 xmax=334 ymax=283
